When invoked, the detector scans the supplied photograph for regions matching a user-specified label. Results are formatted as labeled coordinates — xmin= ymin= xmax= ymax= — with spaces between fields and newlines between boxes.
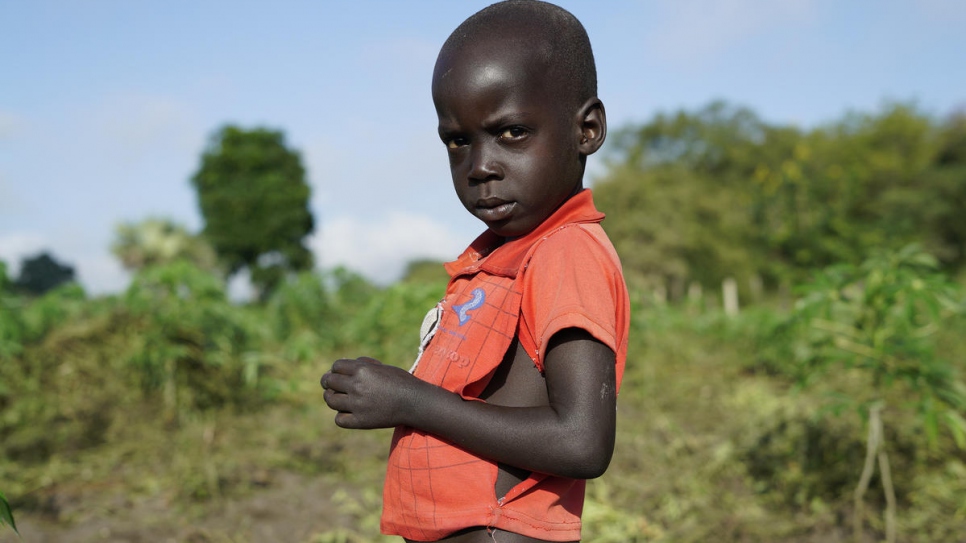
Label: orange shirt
xmin=381 ymin=190 xmax=630 ymax=541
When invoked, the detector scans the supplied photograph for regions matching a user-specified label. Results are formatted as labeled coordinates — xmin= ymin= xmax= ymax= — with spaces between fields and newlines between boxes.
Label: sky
xmin=2 ymin=0 xmax=964 ymax=296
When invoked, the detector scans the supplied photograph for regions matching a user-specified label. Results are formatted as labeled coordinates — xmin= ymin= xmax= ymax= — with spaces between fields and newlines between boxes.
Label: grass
xmin=2 ymin=297 xmax=965 ymax=542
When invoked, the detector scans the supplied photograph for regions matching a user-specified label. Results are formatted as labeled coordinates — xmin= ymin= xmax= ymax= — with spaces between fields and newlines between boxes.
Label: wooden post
xmin=723 ymin=277 xmax=739 ymax=316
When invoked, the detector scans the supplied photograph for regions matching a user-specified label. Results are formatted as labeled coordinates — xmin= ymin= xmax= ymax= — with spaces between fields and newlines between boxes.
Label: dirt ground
xmin=0 ymin=471 xmax=352 ymax=543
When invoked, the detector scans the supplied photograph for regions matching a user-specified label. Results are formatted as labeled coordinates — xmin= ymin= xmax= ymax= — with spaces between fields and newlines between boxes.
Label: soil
xmin=0 ymin=471 xmax=350 ymax=543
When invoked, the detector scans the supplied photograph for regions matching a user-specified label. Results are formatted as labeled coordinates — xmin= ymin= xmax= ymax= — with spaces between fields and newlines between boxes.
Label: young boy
xmin=320 ymin=1 xmax=629 ymax=541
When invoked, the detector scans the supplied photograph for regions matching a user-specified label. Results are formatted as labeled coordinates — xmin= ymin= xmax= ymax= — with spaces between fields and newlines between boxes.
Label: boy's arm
xmin=321 ymin=327 xmax=616 ymax=480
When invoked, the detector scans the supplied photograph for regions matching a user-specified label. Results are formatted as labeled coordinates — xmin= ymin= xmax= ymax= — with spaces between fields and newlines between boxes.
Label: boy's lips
xmin=475 ymin=197 xmax=516 ymax=222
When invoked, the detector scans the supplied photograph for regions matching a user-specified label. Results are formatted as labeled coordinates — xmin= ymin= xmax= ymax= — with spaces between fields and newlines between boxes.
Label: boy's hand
xmin=320 ymin=357 xmax=420 ymax=429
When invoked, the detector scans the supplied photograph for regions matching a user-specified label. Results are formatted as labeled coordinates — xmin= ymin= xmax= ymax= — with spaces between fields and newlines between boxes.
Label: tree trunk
xmin=853 ymin=404 xmax=882 ymax=543
xmin=878 ymin=427 xmax=897 ymax=543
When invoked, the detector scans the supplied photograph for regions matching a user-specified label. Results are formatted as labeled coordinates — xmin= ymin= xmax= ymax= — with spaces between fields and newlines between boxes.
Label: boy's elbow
xmin=562 ymin=436 xmax=614 ymax=479
xmin=577 ymin=449 xmax=614 ymax=479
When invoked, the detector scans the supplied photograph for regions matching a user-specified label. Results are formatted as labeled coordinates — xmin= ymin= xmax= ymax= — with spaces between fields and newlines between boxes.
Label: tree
xmin=596 ymin=101 xmax=966 ymax=298
xmin=15 ymin=251 xmax=75 ymax=296
xmin=0 ymin=260 xmax=10 ymax=292
xmin=919 ymin=112 xmax=966 ymax=269
xmin=111 ymin=218 xmax=217 ymax=272
xmin=595 ymin=102 xmax=763 ymax=296
xmin=191 ymin=125 xmax=314 ymax=298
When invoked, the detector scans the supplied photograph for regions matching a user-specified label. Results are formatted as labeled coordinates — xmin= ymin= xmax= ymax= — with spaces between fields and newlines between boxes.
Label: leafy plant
xmin=123 ymin=261 xmax=269 ymax=420
xmin=782 ymin=245 xmax=966 ymax=542
xmin=0 ymin=490 xmax=18 ymax=536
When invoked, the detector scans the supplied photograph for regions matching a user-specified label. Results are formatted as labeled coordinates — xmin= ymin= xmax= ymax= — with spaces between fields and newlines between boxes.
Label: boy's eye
xmin=499 ymin=126 xmax=528 ymax=140
xmin=445 ymin=136 xmax=468 ymax=149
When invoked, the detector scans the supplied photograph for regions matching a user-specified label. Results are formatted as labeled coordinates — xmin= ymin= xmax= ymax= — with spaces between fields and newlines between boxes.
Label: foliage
xmin=2 ymin=281 xmax=966 ymax=540
xmin=595 ymin=102 xmax=966 ymax=295
xmin=774 ymin=245 xmax=966 ymax=542
xmin=13 ymin=252 xmax=75 ymax=296
xmin=0 ymin=261 xmax=9 ymax=291
xmin=0 ymin=492 xmax=15 ymax=538
xmin=0 ymin=490 xmax=15 ymax=536
xmin=595 ymin=102 xmax=760 ymax=294
xmin=0 ymin=261 xmax=23 ymax=359
xmin=785 ymin=245 xmax=966 ymax=441
xmin=919 ymin=112 xmax=966 ymax=267
xmin=340 ymin=278 xmax=446 ymax=367
xmin=400 ymin=258 xmax=449 ymax=285
xmin=191 ymin=125 xmax=314 ymax=298
xmin=112 ymin=217 xmax=218 ymax=271
xmin=122 ymin=261 xmax=272 ymax=418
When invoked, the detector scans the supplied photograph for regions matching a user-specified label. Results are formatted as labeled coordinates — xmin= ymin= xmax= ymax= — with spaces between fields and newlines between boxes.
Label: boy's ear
xmin=577 ymin=98 xmax=607 ymax=156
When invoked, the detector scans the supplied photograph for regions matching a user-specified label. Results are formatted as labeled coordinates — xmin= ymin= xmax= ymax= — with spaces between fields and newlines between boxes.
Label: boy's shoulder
xmin=517 ymin=218 xmax=629 ymax=372
xmin=525 ymin=221 xmax=623 ymax=280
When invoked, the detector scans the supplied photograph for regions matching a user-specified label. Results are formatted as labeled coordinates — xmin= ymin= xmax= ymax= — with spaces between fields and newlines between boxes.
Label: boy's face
xmin=432 ymin=39 xmax=585 ymax=238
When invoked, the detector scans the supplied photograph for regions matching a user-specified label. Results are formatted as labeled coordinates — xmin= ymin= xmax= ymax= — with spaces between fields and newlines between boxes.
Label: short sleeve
xmin=518 ymin=224 xmax=627 ymax=373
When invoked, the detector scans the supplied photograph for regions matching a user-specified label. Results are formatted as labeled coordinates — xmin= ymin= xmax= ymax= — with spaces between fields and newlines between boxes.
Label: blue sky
xmin=2 ymin=0 xmax=964 ymax=295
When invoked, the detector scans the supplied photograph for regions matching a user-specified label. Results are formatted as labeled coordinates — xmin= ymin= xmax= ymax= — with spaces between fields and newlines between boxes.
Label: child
xmin=321 ymin=1 xmax=629 ymax=541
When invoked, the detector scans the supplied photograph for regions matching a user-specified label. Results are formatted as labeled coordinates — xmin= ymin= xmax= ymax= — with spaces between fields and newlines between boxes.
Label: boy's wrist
xmin=397 ymin=374 xmax=430 ymax=428
xmin=396 ymin=376 xmax=456 ymax=430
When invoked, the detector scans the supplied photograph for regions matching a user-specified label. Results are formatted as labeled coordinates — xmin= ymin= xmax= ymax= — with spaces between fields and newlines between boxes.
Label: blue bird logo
xmin=453 ymin=288 xmax=485 ymax=325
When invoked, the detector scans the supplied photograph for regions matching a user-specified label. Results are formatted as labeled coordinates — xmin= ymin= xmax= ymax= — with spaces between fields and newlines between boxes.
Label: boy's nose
xmin=468 ymin=143 xmax=503 ymax=182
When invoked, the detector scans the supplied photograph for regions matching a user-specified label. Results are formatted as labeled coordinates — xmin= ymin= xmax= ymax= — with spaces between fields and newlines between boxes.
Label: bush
xmin=123 ymin=261 xmax=272 ymax=417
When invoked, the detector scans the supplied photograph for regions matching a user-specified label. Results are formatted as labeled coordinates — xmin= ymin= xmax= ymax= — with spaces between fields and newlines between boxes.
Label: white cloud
xmin=312 ymin=212 xmax=471 ymax=285
xmin=0 ymin=231 xmax=129 ymax=295
xmin=0 ymin=231 xmax=47 ymax=276
xmin=72 ymin=251 xmax=129 ymax=295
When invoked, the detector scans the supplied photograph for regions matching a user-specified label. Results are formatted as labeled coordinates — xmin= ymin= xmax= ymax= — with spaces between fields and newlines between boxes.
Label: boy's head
xmin=432 ymin=0 xmax=606 ymax=238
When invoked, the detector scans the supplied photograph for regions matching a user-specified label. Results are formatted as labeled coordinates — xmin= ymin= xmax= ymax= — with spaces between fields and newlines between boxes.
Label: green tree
xmin=595 ymin=102 xmax=762 ymax=296
xmin=191 ymin=125 xmax=314 ymax=298
xmin=596 ymin=102 xmax=966 ymax=297
xmin=919 ymin=112 xmax=966 ymax=269
xmin=15 ymin=251 xmax=75 ymax=296
xmin=0 ymin=264 xmax=20 ymax=536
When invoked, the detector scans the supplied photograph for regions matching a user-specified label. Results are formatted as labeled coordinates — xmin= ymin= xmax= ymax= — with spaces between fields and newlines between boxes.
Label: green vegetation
xmin=775 ymin=246 xmax=966 ymax=542
xmin=596 ymin=102 xmax=966 ymax=295
xmin=2 ymin=103 xmax=965 ymax=541
xmin=0 ymin=491 xmax=17 ymax=536
xmin=112 ymin=218 xmax=218 ymax=273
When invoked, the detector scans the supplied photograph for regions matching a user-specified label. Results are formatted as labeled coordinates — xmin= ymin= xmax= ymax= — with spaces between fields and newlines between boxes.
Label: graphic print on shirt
xmin=412 ymin=277 xmax=519 ymax=396
xmin=452 ymin=287 xmax=485 ymax=325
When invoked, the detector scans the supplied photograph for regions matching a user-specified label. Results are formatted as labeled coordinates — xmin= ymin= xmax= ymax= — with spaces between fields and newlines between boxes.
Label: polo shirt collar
xmin=444 ymin=189 xmax=605 ymax=279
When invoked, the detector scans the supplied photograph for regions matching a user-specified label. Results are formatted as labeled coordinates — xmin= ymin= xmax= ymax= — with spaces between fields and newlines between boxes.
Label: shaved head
xmin=436 ymin=0 xmax=597 ymax=112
